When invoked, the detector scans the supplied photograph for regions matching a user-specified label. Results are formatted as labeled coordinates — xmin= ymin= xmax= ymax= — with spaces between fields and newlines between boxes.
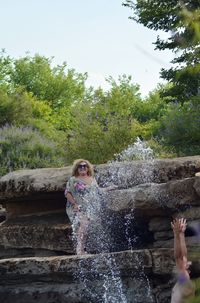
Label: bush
xmin=0 ymin=125 xmax=67 ymax=176
xmin=0 ymin=88 xmax=33 ymax=126
xmin=160 ymin=101 xmax=200 ymax=156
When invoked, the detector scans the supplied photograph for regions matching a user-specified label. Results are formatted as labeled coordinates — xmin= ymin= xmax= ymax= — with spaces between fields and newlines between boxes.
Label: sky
xmin=0 ymin=0 xmax=174 ymax=97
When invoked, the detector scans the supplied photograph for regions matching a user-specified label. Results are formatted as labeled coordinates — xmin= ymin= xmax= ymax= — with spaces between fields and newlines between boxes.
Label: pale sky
xmin=0 ymin=0 xmax=174 ymax=97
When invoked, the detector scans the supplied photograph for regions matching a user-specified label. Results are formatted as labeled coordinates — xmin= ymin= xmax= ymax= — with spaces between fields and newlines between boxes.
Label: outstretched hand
xmin=171 ymin=218 xmax=187 ymax=234
xmin=103 ymin=185 xmax=118 ymax=192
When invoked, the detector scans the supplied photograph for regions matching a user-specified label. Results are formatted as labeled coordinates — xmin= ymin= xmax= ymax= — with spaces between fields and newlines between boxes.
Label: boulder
xmin=0 ymin=213 xmax=73 ymax=254
xmin=0 ymin=250 xmax=153 ymax=303
xmin=149 ymin=217 xmax=172 ymax=232
xmin=1 ymin=156 xmax=200 ymax=203
xmin=153 ymin=236 xmax=200 ymax=248
xmin=0 ymin=204 xmax=6 ymax=223
xmin=106 ymin=178 xmax=200 ymax=215
xmin=194 ymin=172 xmax=200 ymax=197
xmin=0 ymin=156 xmax=200 ymax=303
xmin=0 ymin=248 xmax=199 ymax=303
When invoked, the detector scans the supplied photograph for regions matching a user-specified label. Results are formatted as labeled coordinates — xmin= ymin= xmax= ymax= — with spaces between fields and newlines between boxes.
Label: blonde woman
xmin=64 ymin=159 xmax=99 ymax=255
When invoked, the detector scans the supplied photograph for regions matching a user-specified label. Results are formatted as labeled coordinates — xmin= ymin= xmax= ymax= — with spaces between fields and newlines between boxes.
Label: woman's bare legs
xmin=76 ymin=213 xmax=89 ymax=255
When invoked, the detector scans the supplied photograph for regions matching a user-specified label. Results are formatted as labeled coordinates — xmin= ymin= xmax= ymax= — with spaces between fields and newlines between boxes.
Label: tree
xmin=65 ymin=75 xmax=145 ymax=163
xmin=10 ymin=54 xmax=87 ymax=109
xmin=159 ymin=98 xmax=200 ymax=155
xmin=123 ymin=1 xmax=200 ymax=102
xmin=0 ymin=87 xmax=33 ymax=126
xmin=0 ymin=51 xmax=90 ymax=132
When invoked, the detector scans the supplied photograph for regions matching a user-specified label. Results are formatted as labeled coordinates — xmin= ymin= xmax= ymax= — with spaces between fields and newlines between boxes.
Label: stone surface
xmin=0 ymin=156 xmax=200 ymax=302
xmin=151 ymin=247 xmax=200 ymax=275
xmin=174 ymin=207 xmax=200 ymax=220
xmin=1 ymin=156 xmax=200 ymax=203
xmin=0 ymin=213 xmax=73 ymax=253
xmin=0 ymin=250 xmax=152 ymax=280
xmin=149 ymin=217 xmax=172 ymax=232
xmin=0 ymin=204 xmax=6 ymax=223
xmin=153 ymin=230 xmax=173 ymax=241
xmin=0 ymin=248 xmax=199 ymax=303
xmin=0 ymin=250 xmax=154 ymax=303
xmin=0 ymin=167 xmax=71 ymax=201
xmin=194 ymin=173 xmax=200 ymax=197
xmin=96 ymin=156 xmax=200 ymax=187
xmin=106 ymin=178 xmax=200 ymax=215
xmin=153 ymin=236 xmax=200 ymax=248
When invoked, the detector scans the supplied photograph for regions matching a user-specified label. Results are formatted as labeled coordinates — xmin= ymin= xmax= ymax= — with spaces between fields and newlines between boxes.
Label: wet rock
xmin=0 ymin=156 xmax=200 ymax=303
xmin=153 ymin=236 xmax=200 ymax=248
xmin=0 ymin=248 xmax=199 ymax=303
xmin=149 ymin=217 xmax=172 ymax=232
xmin=151 ymin=247 xmax=200 ymax=275
xmin=1 ymin=156 xmax=200 ymax=203
xmin=0 ymin=250 xmax=153 ymax=303
xmin=174 ymin=207 xmax=200 ymax=220
xmin=0 ymin=204 xmax=6 ymax=223
xmin=153 ymin=231 xmax=173 ymax=241
xmin=0 ymin=213 xmax=73 ymax=254
xmin=193 ymin=172 xmax=200 ymax=197
xmin=96 ymin=156 xmax=200 ymax=187
xmin=106 ymin=178 xmax=200 ymax=215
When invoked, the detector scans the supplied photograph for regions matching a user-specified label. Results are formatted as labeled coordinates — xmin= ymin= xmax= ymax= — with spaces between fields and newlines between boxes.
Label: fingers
xmin=171 ymin=218 xmax=187 ymax=232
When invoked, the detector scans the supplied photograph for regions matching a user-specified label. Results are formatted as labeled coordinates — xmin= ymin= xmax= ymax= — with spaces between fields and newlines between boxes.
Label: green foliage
xmin=160 ymin=97 xmax=200 ymax=155
xmin=65 ymin=75 xmax=144 ymax=163
xmin=0 ymin=87 xmax=33 ymax=126
xmin=0 ymin=125 xmax=66 ymax=176
xmin=0 ymin=51 xmax=87 ymax=110
xmin=188 ymin=278 xmax=200 ymax=303
xmin=3 ymin=49 xmax=200 ymax=171
xmin=0 ymin=49 xmax=13 ymax=90
xmin=134 ymin=85 xmax=168 ymax=123
xmin=123 ymin=1 xmax=200 ymax=102
xmin=123 ymin=1 xmax=200 ymax=50
xmin=10 ymin=54 xmax=87 ymax=108
xmin=147 ymin=138 xmax=176 ymax=159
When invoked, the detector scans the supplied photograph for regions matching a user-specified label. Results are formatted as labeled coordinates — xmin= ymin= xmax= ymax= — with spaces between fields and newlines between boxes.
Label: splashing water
xmin=124 ymin=210 xmax=137 ymax=251
xmin=114 ymin=138 xmax=154 ymax=162
xmin=72 ymin=187 xmax=128 ymax=303
xmin=100 ymin=138 xmax=155 ymax=189
xmin=72 ymin=138 xmax=155 ymax=302
xmin=123 ymin=211 xmax=154 ymax=303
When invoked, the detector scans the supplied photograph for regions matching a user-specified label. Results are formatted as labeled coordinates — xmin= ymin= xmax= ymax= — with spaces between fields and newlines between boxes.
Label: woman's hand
xmin=73 ymin=204 xmax=81 ymax=212
xmin=104 ymin=185 xmax=118 ymax=192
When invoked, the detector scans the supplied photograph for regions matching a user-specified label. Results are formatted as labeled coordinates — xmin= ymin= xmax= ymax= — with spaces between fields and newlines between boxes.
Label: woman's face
xmin=77 ymin=162 xmax=88 ymax=175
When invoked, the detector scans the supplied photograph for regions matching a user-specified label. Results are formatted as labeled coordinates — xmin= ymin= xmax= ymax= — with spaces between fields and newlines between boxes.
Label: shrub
xmin=160 ymin=101 xmax=200 ymax=156
xmin=0 ymin=125 xmax=67 ymax=176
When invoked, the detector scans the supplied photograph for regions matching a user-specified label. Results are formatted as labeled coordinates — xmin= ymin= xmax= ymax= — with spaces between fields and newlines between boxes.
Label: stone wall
xmin=0 ymin=156 xmax=200 ymax=302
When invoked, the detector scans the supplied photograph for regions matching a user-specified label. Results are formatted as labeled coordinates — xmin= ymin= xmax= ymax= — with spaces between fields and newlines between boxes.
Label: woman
xmin=64 ymin=159 xmax=100 ymax=255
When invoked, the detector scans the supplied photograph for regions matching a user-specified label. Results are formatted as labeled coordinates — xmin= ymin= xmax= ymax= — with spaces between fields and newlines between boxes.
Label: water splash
xmin=99 ymin=138 xmax=155 ymax=189
xmin=124 ymin=210 xmax=137 ymax=251
xmin=123 ymin=211 xmax=154 ymax=303
xmin=72 ymin=138 xmax=155 ymax=302
xmin=72 ymin=187 xmax=127 ymax=303
xmin=114 ymin=138 xmax=154 ymax=162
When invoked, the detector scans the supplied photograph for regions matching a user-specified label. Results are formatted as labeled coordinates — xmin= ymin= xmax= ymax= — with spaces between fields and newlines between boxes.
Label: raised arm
xmin=171 ymin=218 xmax=187 ymax=261
xmin=171 ymin=217 xmax=192 ymax=279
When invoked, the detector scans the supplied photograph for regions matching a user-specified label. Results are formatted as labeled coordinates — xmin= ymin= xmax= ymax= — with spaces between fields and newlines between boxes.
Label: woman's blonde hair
xmin=72 ymin=159 xmax=94 ymax=177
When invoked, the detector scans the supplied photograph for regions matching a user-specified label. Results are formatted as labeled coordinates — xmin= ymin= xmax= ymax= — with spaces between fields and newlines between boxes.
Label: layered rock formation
xmin=0 ymin=156 xmax=200 ymax=302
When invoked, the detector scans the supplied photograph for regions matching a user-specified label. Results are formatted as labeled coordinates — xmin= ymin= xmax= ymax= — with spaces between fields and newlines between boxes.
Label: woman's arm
xmin=65 ymin=191 xmax=80 ymax=212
